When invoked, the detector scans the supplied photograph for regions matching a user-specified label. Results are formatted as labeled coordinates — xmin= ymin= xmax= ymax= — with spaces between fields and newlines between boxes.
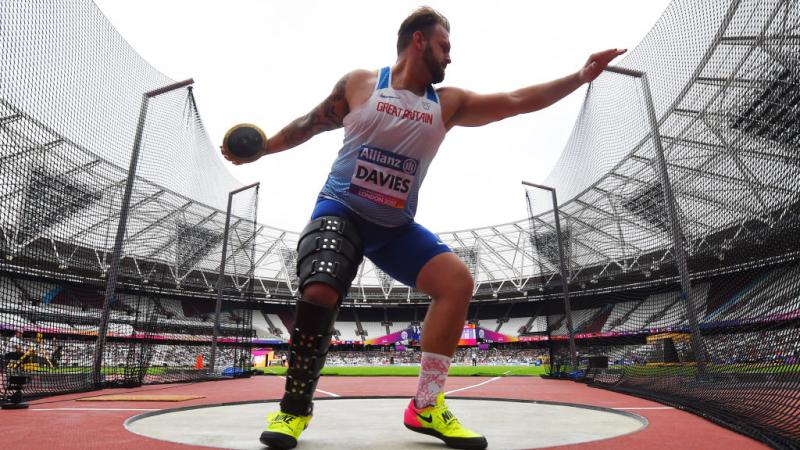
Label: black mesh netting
xmin=0 ymin=0 xmax=256 ymax=400
xmin=524 ymin=0 xmax=800 ymax=448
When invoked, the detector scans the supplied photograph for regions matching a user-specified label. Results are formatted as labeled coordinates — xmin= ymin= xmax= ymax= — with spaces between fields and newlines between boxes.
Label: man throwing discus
xmin=222 ymin=7 xmax=623 ymax=449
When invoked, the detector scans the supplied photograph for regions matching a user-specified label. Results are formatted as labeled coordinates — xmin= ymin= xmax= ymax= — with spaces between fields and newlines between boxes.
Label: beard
xmin=423 ymin=45 xmax=445 ymax=84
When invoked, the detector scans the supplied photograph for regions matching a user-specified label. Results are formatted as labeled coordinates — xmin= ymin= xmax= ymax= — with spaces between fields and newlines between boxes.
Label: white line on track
xmin=612 ymin=407 xmax=675 ymax=410
xmin=277 ymin=375 xmax=340 ymax=398
xmin=315 ymin=388 xmax=341 ymax=398
xmin=444 ymin=376 xmax=502 ymax=395
xmin=30 ymin=408 xmax=160 ymax=411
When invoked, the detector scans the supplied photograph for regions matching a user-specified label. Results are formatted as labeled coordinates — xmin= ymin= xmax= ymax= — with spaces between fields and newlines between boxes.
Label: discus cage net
xmin=0 ymin=1 xmax=257 ymax=401
xmin=523 ymin=0 xmax=800 ymax=447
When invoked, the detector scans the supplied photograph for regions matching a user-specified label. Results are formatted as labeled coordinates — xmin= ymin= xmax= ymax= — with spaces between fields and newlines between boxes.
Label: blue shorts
xmin=310 ymin=198 xmax=451 ymax=288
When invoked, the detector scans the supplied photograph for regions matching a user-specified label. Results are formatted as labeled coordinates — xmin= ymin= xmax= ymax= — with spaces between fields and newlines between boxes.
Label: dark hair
xmin=396 ymin=6 xmax=450 ymax=55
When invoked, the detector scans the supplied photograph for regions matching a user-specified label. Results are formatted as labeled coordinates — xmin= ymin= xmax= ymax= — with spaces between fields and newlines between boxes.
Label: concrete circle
xmin=126 ymin=397 xmax=647 ymax=450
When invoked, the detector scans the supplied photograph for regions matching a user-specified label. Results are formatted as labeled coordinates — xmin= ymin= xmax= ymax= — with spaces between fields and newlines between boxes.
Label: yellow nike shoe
xmin=259 ymin=411 xmax=312 ymax=450
xmin=404 ymin=392 xmax=488 ymax=450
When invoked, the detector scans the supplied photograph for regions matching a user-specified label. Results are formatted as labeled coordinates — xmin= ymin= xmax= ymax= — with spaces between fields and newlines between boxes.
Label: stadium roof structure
xmin=1 ymin=0 xmax=798 ymax=305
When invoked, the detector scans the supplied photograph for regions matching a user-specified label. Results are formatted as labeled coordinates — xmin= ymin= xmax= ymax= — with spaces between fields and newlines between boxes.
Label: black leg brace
xmin=279 ymin=299 xmax=339 ymax=416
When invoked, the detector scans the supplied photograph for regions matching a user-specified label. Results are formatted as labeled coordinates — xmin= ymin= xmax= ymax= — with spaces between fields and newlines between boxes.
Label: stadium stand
xmin=500 ymin=316 xmax=529 ymax=335
xmin=360 ymin=322 xmax=385 ymax=339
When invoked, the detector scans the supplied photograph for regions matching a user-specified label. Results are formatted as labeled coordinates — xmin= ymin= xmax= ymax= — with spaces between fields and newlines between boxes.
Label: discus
xmin=222 ymin=123 xmax=267 ymax=160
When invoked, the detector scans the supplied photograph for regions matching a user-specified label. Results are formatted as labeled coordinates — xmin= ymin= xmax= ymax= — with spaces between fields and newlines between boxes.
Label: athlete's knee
xmin=431 ymin=273 xmax=473 ymax=304
xmin=296 ymin=216 xmax=364 ymax=303
xmin=439 ymin=265 xmax=474 ymax=304
xmin=451 ymin=275 xmax=474 ymax=303
xmin=302 ymin=283 xmax=339 ymax=309
xmin=445 ymin=258 xmax=474 ymax=299
xmin=462 ymin=276 xmax=475 ymax=300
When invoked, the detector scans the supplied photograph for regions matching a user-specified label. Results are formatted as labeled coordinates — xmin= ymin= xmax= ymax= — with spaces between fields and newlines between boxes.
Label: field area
xmin=37 ymin=367 xmax=193 ymax=375
xmin=253 ymin=365 xmax=547 ymax=377
xmin=37 ymin=363 xmax=798 ymax=378
xmin=618 ymin=363 xmax=800 ymax=376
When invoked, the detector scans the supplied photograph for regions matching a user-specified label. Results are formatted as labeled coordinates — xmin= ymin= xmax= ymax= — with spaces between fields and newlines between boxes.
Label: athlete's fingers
xmin=589 ymin=48 xmax=626 ymax=66
xmin=220 ymin=145 xmax=239 ymax=164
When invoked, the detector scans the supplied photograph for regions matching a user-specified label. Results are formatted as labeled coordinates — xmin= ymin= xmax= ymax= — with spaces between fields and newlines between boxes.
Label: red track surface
xmin=2 ymin=376 xmax=768 ymax=449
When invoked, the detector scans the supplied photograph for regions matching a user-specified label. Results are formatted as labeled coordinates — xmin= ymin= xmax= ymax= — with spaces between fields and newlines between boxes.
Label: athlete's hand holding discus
xmin=220 ymin=123 xmax=270 ymax=165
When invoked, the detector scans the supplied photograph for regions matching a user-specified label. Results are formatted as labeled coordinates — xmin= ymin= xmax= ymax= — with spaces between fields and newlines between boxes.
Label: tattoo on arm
xmin=280 ymin=75 xmax=350 ymax=149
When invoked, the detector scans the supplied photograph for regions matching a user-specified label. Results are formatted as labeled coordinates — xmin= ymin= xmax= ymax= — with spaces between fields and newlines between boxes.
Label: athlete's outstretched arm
xmin=221 ymin=70 xmax=370 ymax=165
xmin=442 ymin=48 xmax=625 ymax=129
xmin=264 ymin=74 xmax=351 ymax=155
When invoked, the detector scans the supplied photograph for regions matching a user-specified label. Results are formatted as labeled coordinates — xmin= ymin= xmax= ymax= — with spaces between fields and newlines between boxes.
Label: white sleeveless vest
xmin=319 ymin=66 xmax=447 ymax=227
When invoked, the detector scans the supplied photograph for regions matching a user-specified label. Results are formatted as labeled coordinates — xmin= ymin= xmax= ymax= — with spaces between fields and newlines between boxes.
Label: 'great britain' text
xmin=376 ymin=101 xmax=433 ymax=125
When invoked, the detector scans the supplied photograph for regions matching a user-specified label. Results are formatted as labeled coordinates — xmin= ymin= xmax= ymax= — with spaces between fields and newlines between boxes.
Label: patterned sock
xmin=414 ymin=352 xmax=451 ymax=409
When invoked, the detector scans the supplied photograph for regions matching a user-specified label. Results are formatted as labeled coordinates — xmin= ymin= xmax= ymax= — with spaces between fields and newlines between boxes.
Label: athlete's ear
xmin=412 ymin=30 xmax=426 ymax=51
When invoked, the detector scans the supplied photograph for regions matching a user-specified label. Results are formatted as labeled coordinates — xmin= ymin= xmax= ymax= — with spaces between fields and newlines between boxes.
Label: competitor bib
xmin=348 ymin=145 xmax=418 ymax=209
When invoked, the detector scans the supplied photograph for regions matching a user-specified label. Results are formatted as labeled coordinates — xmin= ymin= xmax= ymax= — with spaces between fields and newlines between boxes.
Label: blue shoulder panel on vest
xmin=425 ymin=85 xmax=438 ymax=103
xmin=377 ymin=67 xmax=390 ymax=90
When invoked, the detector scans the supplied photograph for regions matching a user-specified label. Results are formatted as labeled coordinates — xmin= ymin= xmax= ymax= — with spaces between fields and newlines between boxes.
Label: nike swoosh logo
xmin=379 ymin=93 xmax=400 ymax=99
xmin=417 ymin=413 xmax=433 ymax=423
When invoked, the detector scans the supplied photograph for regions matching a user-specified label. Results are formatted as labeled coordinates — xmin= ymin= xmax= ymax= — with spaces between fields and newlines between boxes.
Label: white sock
xmin=414 ymin=352 xmax=451 ymax=409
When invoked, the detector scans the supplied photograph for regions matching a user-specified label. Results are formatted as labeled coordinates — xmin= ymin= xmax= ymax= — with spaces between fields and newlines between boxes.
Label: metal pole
xmin=209 ymin=192 xmax=233 ymax=374
xmin=602 ymin=65 xmax=644 ymax=78
xmin=92 ymin=79 xmax=194 ymax=386
xmin=146 ymin=78 xmax=195 ymax=98
xmin=209 ymin=182 xmax=259 ymax=374
xmin=639 ymin=73 xmax=708 ymax=376
xmin=602 ymin=66 xmax=708 ymax=376
xmin=244 ymin=184 xmax=260 ymax=371
xmin=522 ymin=181 xmax=578 ymax=371
xmin=92 ymin=94 xmax=149 ymax=386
